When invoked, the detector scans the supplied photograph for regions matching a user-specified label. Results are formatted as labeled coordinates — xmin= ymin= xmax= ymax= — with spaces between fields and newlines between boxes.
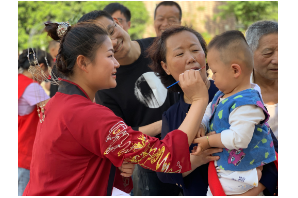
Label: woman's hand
xmin=191 ymin=131 xmax=217 ymax=155
xmin=192 ymin=148 xmax=222 ymax=167
xmin=182 ymin=148 xmax=222 ymax=177
xmin=195 ymin=124 xmax=206 ymax=138
xmin=118 ymin=161 xmax=135 ymax=177
xmin=179 ymin=69 xmax=208 ymax=104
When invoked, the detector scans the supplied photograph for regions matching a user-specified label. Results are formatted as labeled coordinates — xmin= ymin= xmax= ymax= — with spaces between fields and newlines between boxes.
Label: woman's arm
xmin=138 ymin=120 xmax=162 ymax=137
xmin=177 ymin=70 xmax=209 ymax=145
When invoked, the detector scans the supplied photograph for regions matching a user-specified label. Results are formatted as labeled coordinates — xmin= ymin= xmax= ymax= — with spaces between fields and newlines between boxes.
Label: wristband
xmin=206 ymin=136 xmax=210 ymax=147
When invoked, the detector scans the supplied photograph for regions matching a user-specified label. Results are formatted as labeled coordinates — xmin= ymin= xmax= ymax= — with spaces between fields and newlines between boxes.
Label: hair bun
xmin=44 ymin=22 xmax=71 ymax=41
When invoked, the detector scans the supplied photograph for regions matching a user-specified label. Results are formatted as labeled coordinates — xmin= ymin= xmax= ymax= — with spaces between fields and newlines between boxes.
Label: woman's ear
xmin=231 ymin=64 xmax=241 ymax=78
xmin=76 ymin=55 xmax=89 ymax=73
xmin=161 ymin=61 xmax=171 ymax=75
xmin=39 ymin=63 xmax=47 ymax=72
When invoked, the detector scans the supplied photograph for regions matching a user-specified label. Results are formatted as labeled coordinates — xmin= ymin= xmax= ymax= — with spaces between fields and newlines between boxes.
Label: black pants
xmin=137 ymin=165 xmax=182 ymax=196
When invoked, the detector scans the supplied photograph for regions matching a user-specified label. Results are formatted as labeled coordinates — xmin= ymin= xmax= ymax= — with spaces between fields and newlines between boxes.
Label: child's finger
xmin=191 ymin=145 xmax=202 ymax=155
xmin=206 ymin=131 xmax=216 ymax=136
xmin=192 ymin=146 xmax=198 ymax=153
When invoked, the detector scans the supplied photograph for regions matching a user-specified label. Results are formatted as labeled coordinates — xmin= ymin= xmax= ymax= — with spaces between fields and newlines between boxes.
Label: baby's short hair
xmin=208 ymin=30 xmax=253 ymax=72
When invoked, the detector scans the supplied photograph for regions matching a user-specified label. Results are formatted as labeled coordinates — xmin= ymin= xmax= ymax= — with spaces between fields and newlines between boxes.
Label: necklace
xmin=27 ymin=48 xmax=47 ymax=123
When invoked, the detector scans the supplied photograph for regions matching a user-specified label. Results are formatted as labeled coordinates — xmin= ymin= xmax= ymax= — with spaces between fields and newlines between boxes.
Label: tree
xmin=18 ymin=1 xmax=149 ymax=52
xmin=216 ymin=1 xmax=278 ymax=30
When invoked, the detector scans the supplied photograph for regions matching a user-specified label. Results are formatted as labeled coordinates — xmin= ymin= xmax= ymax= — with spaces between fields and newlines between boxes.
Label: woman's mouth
xmin=191 ymin=67 xmax=200 ymax=70
xmin=112 ymin=71 xmax=117 ymax=79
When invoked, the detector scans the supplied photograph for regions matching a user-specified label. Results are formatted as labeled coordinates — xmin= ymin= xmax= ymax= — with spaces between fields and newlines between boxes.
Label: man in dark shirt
xmin=78 ymin=10 xmax=181 ymax=196
xmin=104 ymin=3 xmax=131 ymax=32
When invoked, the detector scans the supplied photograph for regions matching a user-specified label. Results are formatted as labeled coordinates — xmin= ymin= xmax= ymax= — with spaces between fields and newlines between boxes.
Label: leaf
xmin=18 ymin=1 xmax=150 ymax=50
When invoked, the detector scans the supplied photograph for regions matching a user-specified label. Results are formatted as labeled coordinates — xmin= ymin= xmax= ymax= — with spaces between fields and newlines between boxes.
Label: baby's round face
xmin=162 ymin=30 xmax=207 ymax=83
xmin=207 ymin=48 xmax=235 ymax=94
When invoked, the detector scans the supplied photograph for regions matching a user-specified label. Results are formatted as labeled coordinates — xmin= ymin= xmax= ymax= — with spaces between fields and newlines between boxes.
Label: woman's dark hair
xmin=18 ymin=48 xmax=52 ymax=70
xmin=44 ymin=21 xmax=109 ymax=77
xmin=147 ymin=26 xmax=208 ymax=92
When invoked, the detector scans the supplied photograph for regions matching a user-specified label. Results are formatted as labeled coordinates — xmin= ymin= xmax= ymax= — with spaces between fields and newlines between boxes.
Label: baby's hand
xmin=191 ymin=136 xmax=210 ymax=155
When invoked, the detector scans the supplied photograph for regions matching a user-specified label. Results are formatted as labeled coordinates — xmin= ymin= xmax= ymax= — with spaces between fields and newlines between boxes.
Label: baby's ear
xmin=161 ymin=61 xmax=171 ymax=75
xmin=231 ymin=64 xmax=241 ymax=78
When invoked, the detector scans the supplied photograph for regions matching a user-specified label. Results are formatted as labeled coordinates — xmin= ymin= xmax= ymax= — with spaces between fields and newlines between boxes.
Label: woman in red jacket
xmin=22 ymin=21 xmax=209 ymax=196
xmin=18 ymin=48 xmax=52 ymax=195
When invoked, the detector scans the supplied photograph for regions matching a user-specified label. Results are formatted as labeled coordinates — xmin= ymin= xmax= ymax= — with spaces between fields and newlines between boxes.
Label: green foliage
xmin=216 ymin=1 xmax=278 ymax=30
xmin=18 ymin=1 xmax=149 ymax=51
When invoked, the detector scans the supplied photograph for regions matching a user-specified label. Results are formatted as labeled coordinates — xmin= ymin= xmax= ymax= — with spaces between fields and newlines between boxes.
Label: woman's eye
xmin=176 ymin=53 xmax=183 ymax=57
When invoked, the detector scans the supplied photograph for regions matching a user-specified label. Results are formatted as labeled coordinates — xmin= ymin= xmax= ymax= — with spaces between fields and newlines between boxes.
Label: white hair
xmin=245 ymin=20 xmax=278 ymax=52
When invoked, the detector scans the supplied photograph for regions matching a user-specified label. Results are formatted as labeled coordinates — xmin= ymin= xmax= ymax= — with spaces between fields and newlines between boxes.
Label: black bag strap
xmin=107 ymin=164 xmax=116 ymax=196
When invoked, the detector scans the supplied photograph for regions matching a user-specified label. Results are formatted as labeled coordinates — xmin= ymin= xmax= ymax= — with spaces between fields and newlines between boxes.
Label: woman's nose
xmin=187 ymin=55 xmax=196 ymax=64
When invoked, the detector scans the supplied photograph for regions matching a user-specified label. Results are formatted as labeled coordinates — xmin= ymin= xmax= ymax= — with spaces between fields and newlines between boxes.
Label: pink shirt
xmin=18 ymin=83 xmax=49 ymax=116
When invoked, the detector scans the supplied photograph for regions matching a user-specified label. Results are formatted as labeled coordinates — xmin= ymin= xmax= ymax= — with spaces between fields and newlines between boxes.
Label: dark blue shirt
xmin=156 ymin=80 xmax=278 ymax=196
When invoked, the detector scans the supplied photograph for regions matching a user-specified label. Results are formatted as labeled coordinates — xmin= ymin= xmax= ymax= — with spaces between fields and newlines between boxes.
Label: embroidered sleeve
xmin=68 ymin=103 xmax=191 ymax=173
xmin=103 ymin=121 xmax=191 ymax=173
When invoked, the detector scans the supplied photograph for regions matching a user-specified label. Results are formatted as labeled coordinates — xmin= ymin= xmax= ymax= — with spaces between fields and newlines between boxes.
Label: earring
xmin=37 ymin=106 xmax=40 ymax=119
xmin=40 ymin=103 xmax=45 ymax=123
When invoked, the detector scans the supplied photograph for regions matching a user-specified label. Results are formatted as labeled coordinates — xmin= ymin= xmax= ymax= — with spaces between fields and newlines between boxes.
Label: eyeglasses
xmin=108 ymin=22 xmax=121 ymax=40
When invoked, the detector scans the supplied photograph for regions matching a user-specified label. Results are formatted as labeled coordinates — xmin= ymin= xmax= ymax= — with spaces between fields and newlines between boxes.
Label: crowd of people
xmin=18 ymin=1 xmax=278 ymax=196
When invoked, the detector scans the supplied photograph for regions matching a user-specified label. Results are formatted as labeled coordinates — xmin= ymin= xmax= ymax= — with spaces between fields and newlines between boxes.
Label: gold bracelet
xmin=206 ymin=136 xmax=210 ymax=147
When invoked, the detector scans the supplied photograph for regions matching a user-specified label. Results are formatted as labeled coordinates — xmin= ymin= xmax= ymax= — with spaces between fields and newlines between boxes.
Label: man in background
xmin=154 ymin=1 xmax=182 ymax=36
xmin=104 ymin=2 xmax=131 ymax=32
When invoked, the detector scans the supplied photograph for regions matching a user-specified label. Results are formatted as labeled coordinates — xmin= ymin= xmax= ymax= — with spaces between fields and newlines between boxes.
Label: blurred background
xmin=18 ymin=1 xmax=278 ymax=53
xmin=18 ymin=1 xmax=278 ymax=85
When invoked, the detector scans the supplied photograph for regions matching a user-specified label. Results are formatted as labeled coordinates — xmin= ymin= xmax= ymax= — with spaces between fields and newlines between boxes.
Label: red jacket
xmin=18 ymin=74 xmax=39 ymax=170
xmin=23 ymin=79 xmax=191 ymax=196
